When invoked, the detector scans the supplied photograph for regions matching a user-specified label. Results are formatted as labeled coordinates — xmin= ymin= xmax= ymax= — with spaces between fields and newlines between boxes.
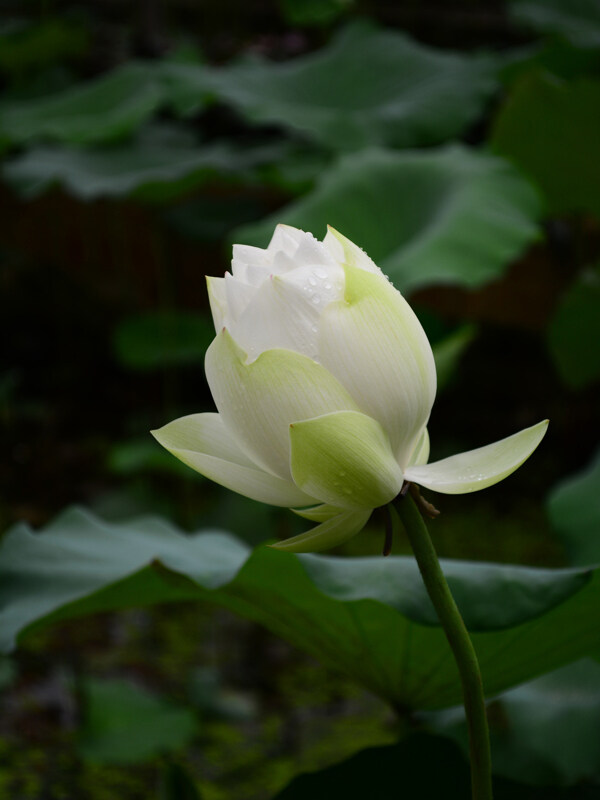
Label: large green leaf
xmin=78 ymin=677 xmax=196 ymax=764
xmin=489 ymin=659 xmax=600 ymax=787
xmin=492 ymin=72 xmax=600 ymax=217
xmin=548 ymin=449 xmax=600 ymax=566
xmin=547 ymin=266 xmax=600 ymax=389
xmin=234 ymin=146 xmax=541 ymax=292
xmin=430 ymin=659 xmax=600 ymax=787
xmin=2 ymin=125 xmax=279 ymax=201
xmin=510 ymin=0 xmax=600 ymax=50
xmin=204 ymin=22 xmax=498 ymax=151
xmin=0 ymin=62 xmax=166 ymax=145
xmin=1 ymin=508 xmax=598 ymax=711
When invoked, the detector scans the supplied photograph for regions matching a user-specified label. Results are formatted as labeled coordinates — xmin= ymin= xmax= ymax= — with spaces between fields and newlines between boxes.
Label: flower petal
xmin=224 ymin=272 xmax=257 ymax=323
xmin=408 ymin=427 xmax=430 ymax=467
xmin=267 ymin=223 xmax=307 ymax=256
xmin=323 ymin=225 xmax=381 ymax=274
xmin=270 ymin=508 xmax=372 ymax=553
xmin=231 ymin=244 xmax=272 ymax=286
xmin=205 ymin=329 xmax=360 ymax=480
xmin=292 ymin=504 xmax=344 ymax=522
xmin=404 ymin=420 xmax=549 ymax=494
xmin=289 ymin=410 xmax=404 ymax=509
xmin=151 ymin=412 xmax=316 ymax=507
xmin=206 ymin=276 xmax=227 ymax=332
xmin=267 ymin=224 xmax=335 ymax=269
xmin=319 ymin=262 xmax=437 ymax=468
xmin=229 ymin=265 xmax=343 ymax=361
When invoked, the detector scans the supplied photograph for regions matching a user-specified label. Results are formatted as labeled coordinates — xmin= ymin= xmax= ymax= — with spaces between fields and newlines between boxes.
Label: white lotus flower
xmin=152 ymin=225 xmax=548 ymax=552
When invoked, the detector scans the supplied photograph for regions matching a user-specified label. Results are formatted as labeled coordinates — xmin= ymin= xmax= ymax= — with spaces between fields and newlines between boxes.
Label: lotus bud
xmin=152 ymin=225 xmax=548 ymax=552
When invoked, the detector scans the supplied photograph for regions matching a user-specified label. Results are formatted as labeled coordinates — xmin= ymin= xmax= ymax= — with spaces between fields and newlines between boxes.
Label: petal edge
xmin=151 ymin=413 xmax=316 ymax=507
xmin=270 ymin=509 xmax=372 ymax=553
xmin=404 ymin=420 xmax=549 ymax=494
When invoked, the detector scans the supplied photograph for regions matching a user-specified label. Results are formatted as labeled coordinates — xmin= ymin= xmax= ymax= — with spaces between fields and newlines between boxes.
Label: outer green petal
xmin=292 ymin=504 xmax=344 ymax=522
xmin=205 ymin=329 xmax=360 ymax=480
xmin=290 ymin=410 xmax=404 ymax=510
xmin=151 ymin=413 xmax=316 ymax=507
xmin=323 ymin=226 xmax=380 ymax=274
xmin=408 ymin=427 xmax=430 ymax=467
xmin=270 ymin=509 xmax=372 ymax=553
xmin=319 ymin=262 xmax=436 ymax=469
xmin=404 ymin=420 xmax=549 ymax=494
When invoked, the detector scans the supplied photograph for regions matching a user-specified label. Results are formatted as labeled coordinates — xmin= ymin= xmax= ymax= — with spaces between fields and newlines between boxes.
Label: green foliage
xmin=0 ymin=55 xmax=211 ymax=145
xmin=547 ymin=266 xmax=600 ymax=389
xmin=204 ymin=23 xmax=498 ymax=152
xmin=432 ymin=325 xmax=476 ymax=390
xmin=78 ymin=677 xmax=196 ymax=764
xmin=510 ymin=0 xmax=600 ymax=49
xmin=2 ymin=124 xmax=260 ymax=200
xmin=2 ymin=126 xmax=300 ymax=200
xmin=1 ymin=508 xmax=598 ymax=712
xmin=235 ymin=146 xmax=541 ymax=291
xmin=162 ymin=194 xmax=269 ymax=243
xmin=499 ymin=38 xmax=600 ymax=84
xmin=188 ymin=667 xmax=257 ymax=721
xmin=492 ymin=72 xmax=600 ymax=217
xmin=113 ymin=311 xmax=214 ymax=370
xmin=548 ymin=449 xmax=600 ymax=565
xmin=0 ymin=62 xmax=166 ymax=145
xmin=432 ymin=659 xmax=600 ymax=787
xmin=107 ymin=438 xmax=197 ymax=477
xmin=490 ymin=659 xmax=600 ymax=786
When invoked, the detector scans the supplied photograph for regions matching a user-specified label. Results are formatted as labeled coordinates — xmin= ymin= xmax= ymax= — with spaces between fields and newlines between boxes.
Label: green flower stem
xmin=394 ymin=492 xmax=493 ymax=800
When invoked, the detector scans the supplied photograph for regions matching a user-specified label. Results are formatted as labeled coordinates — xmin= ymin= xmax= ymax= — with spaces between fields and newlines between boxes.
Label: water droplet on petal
xmin=311 ymin=294 xmax=321 ymax=305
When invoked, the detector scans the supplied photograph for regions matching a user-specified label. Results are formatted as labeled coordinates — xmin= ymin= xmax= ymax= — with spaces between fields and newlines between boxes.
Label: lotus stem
xmin=394 ymin=490 xmax=493 ymax=800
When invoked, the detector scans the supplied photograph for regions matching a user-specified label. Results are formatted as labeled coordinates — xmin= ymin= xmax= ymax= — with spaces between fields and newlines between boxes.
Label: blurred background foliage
xmin=1 ymin=0 xmax=599 ymax=797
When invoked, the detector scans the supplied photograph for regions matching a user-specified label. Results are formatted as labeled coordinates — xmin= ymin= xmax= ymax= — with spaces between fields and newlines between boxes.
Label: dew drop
xmin=308 ymin=275 xmax=318 ymax=287
xmin=310 ymin=324 xmax=318 ymax=333
xmin=311 ymin=294 xmax=321 ymax=305
xmin=323 ymin=281 xmax=332 ymax=290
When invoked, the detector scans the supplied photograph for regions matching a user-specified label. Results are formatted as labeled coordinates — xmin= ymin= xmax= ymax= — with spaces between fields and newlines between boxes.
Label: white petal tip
xmin=404 ymin=419 xmax=549 ymax=495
